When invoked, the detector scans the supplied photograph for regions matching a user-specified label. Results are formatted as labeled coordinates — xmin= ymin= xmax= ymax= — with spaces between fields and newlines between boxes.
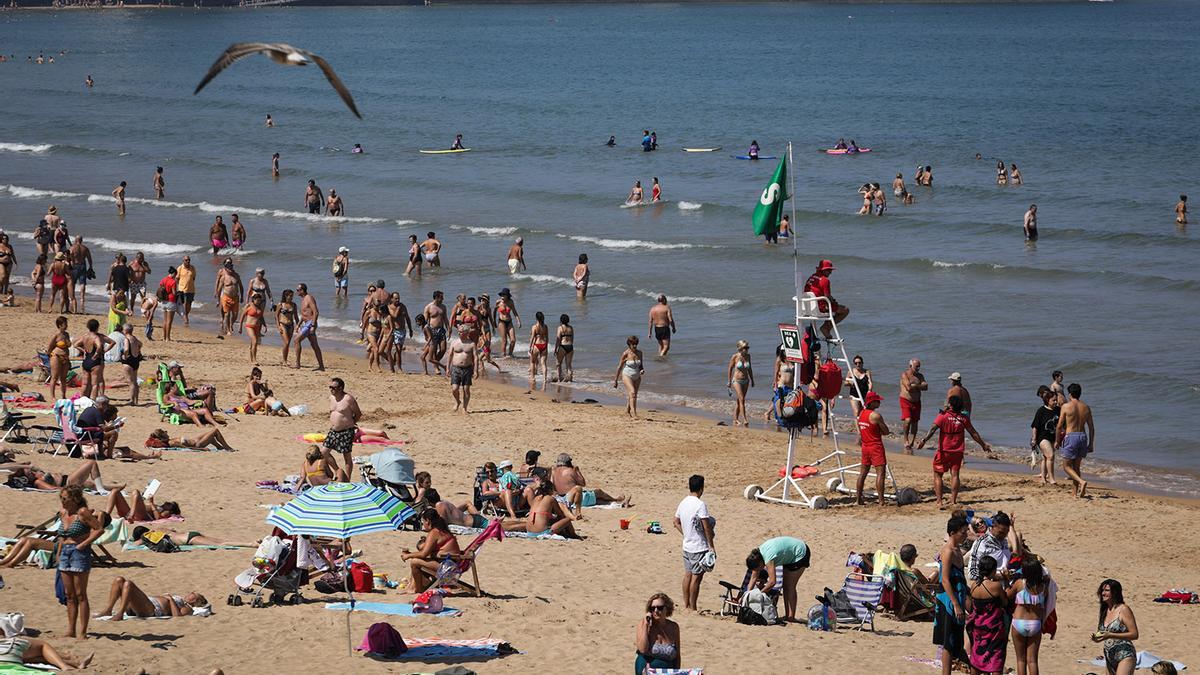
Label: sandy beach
xmin=1 ymin=300 xmax=1197 ymax=674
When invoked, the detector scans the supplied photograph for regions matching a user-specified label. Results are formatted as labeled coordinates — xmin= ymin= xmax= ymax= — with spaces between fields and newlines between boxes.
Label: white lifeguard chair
xmin=744 ymin=292 xmax=918 ymax=509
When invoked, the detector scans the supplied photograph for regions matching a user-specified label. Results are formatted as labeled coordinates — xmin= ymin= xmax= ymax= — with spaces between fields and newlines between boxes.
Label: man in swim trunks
xmin=176 ymin=255 xmax=196 ymax=326
xmin=506 ymin=238 xmax=526 ymax=275
xmin=325 ymin=189 xmax=343 ymax=217
xmin=128 ymin=251 xmax=150 ymax=307
xmin=1023 ymin=204 xmax=1038 ymax=241
xmin=647 ymin=295 xmax=676 ymax=356
xmin=421 ymin=232 xmax=441 ymax=268
xmin=386 ymin=293 xmax=413 ymax=373
xmin=230 ymin=213 xmax=247 ymax=249
xmin=551 ymin=453 xmax=629 ymax=517
xmin=1055 ymin=382 xmax=1094 ymax=498
xmin=944 ymin=372 xmax=973 ymax=417
xmin=448 ymin=334 xmax=476 ymax=414
xmin=802 ymin=259 xmax=850 ymax=339
xmin=304 ymin=180 xmax=323 ymax=214
xmin=856 ymin=391 xmax=889 ymax=506
xmin=212 ymin=259 xmax=242 ymax=338
xmin=423 ymin=291 xmax=449 ymax=366
xmin=294 ymin=283 xmax=325 ymax=370
xmin=900 ymin=358 xmax=928 ymax=453
xmin=332 ymin=247 xmax=350 ymax=299
xmin=111 ymin=181 xmax=126 ymax=216
xmin=68 ymin=236 xmax=93 ymax=314
xmin=324 ymin=377 xmax=360 ymax=476
xmin=153 ymin=166 xmax=165 ymax=200
xmin=1176 ymin=194 xmax=1187 ymax=225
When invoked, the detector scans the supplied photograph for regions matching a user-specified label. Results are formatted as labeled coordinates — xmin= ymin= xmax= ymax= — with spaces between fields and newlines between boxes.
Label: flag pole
xmin=788 ymin=141 xmax=799 ymax=323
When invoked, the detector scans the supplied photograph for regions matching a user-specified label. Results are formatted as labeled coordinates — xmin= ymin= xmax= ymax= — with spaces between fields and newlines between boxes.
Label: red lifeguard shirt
xmin=803 ymin=273 xmax=834 ymax=312
xmin=933 ymin=411 xmax=974 ymax=453
xmin=858 ymin=409 xmax=884 ymax=452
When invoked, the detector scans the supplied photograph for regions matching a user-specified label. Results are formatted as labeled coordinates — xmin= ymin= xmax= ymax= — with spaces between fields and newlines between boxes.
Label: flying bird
xmin=194 ymin=43 xmax=362 ymax=119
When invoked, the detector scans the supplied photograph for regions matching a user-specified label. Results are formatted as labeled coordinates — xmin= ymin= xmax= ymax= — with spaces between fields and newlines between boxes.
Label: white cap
xmin=338 ymin=246 xmax=349 ymax=253
xmin=948 ymin=372 xmax=962 ymax=381
xmin=497 ymin=459 xmax=513 ymax=470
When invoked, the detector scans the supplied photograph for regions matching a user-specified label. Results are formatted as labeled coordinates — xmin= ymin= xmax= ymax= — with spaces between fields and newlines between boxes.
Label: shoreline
xmin=1 ymin=0 xmax=1088 ymax=9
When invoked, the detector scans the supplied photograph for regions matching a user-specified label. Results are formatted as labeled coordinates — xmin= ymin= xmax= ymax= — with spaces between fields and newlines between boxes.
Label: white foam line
xmin=0 ymin=142 xmax=53 ymax=154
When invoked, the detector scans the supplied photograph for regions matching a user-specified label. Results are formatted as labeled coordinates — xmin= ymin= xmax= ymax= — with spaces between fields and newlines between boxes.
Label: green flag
xmin=751 ymin=156 xmax=789 ymax=236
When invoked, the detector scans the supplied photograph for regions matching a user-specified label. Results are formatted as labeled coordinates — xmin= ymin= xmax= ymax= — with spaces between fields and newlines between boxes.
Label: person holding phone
xmin=635 ymin=593 xmax=680 ymax=674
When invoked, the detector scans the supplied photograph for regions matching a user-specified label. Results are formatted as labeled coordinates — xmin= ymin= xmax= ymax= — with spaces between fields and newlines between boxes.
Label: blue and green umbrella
xmin=266 ymin=482 xmax=415 ymax=538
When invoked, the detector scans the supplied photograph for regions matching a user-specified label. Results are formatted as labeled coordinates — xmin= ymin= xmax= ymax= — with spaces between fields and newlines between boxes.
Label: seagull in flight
xmin=194 ymin=43 xmax=362 ymax=119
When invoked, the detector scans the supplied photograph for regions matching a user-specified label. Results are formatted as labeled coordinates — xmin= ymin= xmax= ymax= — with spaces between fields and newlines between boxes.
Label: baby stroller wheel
xmin=251 ymin=596 xmax=263 ymax=608
xmin=233 ymin=595 xmax=243 ymax=606
xmin=226 ymin=594 xmax=235 ymax=606
xmin=270 ymin=591 xmax=286 ymax=605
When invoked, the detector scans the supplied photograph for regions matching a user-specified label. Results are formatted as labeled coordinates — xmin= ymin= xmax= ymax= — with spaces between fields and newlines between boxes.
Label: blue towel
xmin=324 ymin=601 xmax=461 ymax=617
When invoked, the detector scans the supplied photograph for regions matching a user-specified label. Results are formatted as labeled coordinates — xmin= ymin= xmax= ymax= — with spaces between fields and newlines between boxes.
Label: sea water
xmin=0 ymin=2 xmax=1197 ymax=493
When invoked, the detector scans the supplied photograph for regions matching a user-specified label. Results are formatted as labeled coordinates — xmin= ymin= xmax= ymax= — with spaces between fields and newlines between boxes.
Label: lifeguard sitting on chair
xmin=803 ymin=259 xmax=850 ymax=339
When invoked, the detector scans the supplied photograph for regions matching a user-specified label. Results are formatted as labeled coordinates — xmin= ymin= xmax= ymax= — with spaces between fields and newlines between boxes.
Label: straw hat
xmin=47 ymin=205 xmax=58 ymax=214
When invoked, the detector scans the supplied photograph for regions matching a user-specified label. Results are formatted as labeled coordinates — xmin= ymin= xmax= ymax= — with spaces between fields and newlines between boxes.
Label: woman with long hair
xmin=72 ymin=319 xmax=115 ymax=399
xmin=727 ymin=340 xmax=754 ymax=426
xmin=554 ymin=314 xmax=575 ymax=382
xmin=528 ymin=311 xmax=550 ymax=392
xmin=46 ymin=315 xmax=71 ymax=400
xmin=56 ymin=486 xmax=103 ymax=639
xmin=966 ymin=555 xmax=1009 ymax=674
xmin=239 ymin=293 xmax=267 ymax=364
xmin=401 ymin=510 xmax=461 ymax=593
xmin=1094 ymin=579 xmax=1138 ymax=675
xmin=275 ymin=289 xmax=297 ymax=366
xmin=613 ymin=335 xmax=644 ymax=419
xmin=1007 ymin=558 xmax=1048 ymax=675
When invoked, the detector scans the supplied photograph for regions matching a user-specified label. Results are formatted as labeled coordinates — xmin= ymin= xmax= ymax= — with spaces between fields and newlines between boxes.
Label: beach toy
xmin=619 ymin=519 xmax=631 ymax=530
xmin=646 ymin=521 xmax=663 ymax=535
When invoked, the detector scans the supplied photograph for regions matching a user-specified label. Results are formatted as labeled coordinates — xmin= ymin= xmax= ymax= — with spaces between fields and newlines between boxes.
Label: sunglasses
xmin=650 ymin=605 xmax=667 ymax=611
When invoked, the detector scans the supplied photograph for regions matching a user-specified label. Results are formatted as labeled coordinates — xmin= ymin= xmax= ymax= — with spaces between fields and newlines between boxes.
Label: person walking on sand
xmin=177 ymin=255 xmax=196 ymax=326
xmin=385 ymin=292 xmax=414 ymax=373
xmin=323 ymin=377 xmax=359 ymax=475
xmin=614 ymin=335 xmax=644 ymax=418
xmin=153 ymin=166 xmax=165 ymax=200
xmin=294 ymin=283 xmax=325 ymax=370
xmin=213 ymin=258 xmax=242 ymax=338
xmin=727 ymin=340 xmax=754 ymax=426
xmin=1024 ymin=204 xmax=1038 ymax=241
xmin=918 ymin=395 xmax=991 ymax=508
xmin=802 ymin=259 xmax=850 ymax=339
xmin=856 ymin=391 xmax=889 ymax=506
xmin=900 ymin=358 xmax=928 ymax=453
xmin=648 ymin=295 xmax=676 ymax=356
xmin=111 ymin=181 xmax=126 ymax=216
xmin=1176 ymin=194 xmax=1188 ymax=225
xmin=1055 ymin=382 xmax=1094 ymax=498
xmin=674 ymin=474 xmax=714 ymax=612
xmin=156 ymin=267 xmax=179 ymax=341
xmin=1030 ymin=385 xmax=1060 ymax=485
xmin=332 ymin=247 xmax=350 ymax=299
xmin=494 ymin=288 xmax=520 ymax=356
xmin=507 ymin=237 xmax=526 ymax=275
xmin=573 ymin=254 xmax=590 ymax=299
xmin=448 ymin=333 xmax=476 ymax=414
xmin=423 ymin=290 xmax=449 ymax=367
xmin=944 ymin=372 xmax=973 ymax=417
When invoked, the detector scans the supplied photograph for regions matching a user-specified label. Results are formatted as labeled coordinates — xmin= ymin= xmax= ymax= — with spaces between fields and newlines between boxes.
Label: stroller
xmin=229 ymin=530 xmax=310 ymax=608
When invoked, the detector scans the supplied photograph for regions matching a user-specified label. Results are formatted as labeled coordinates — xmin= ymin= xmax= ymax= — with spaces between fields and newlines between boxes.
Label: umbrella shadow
xmin=93 ymin=631 xmax=183 ymax=649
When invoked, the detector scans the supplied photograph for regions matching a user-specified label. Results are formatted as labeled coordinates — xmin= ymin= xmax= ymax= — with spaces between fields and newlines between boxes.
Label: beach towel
xmin=361 ymin=637 xmax=514 ymax=660
xmin=256 ymin=481 xmax=298 ymax=495
xmin=298 ymin=433 xmax=399 ymax=446
xmin=159 ymin=445 xmax=229 ymax=453
xmin=325 ymin=602 xmax=461 ymax=617
xmin=647 ymin=669 xmax=704 ymax=675
xmin=95 ymin=606 xmax=212 ymax=621
xmin=1082 ymin=652 xmax=1187 ymax=670
xmin=1155 ymin=589 xmax=1199 ymax=604
xmin=448 ymin=524 xmax=565 ymax=540
xmin=0 ymin=663 xmax=56 ymax=673
xmin=121 ymin=543 xmax=240 ymax=552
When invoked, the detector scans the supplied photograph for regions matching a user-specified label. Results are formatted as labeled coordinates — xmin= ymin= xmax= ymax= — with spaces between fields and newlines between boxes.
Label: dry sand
xmin=1 ymin=302 xmax=1197 ymax=674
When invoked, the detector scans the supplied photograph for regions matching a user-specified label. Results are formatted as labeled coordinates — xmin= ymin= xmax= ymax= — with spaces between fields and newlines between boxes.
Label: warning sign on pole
xmin=778 ymin=323 xmax=804 ymax=363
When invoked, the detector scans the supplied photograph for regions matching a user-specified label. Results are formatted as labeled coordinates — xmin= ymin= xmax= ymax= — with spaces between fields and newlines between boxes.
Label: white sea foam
xmin=559 ymin=235 xmax=696 ymax=251
xmin=931 ymin=260 xmax=968 ymax=268
xmin=320 ymin=318 xmax=367 ymax=336
xmin=0 ymin=142 xmax=53 ymax=154
xmin=3 ymin=184 xmax=84 ymax=200
xmin=511 ymin=273 xmax=621 ymax=291
xmin=633 ymin=289 xmax=739 ymax=309
xmin=449 ymin=224 xmax=518 ymax=237
xmin=395 ymin=219 xmax=421 ymax=226
xmin=89 ymin=237 xmax=202 ymax=256
xmin=677 ymin=201 xmax=703 ymax=210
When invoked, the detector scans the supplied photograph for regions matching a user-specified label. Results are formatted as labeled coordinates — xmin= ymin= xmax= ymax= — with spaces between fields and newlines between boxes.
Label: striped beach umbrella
xmin=265 ymin=482 xmax=415 ymax=538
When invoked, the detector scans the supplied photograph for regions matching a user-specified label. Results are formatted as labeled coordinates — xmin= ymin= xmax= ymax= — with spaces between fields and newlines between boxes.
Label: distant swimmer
xmin=506 ymin=237 xmax=526 ymax=275
xmin=892 ymin=173 xmax=906 ymax=197
xmin=230 ymin=213 xmax=247 ymax=249
xmin=915 ymin=165 xmax=933 ymax=187
xmin=974 ymin=152 xmax=983 ymax=160
xmin=304 ymin=180 xmax=322 ymax=214
xmin=422 ymin=231 xmax=442 ymax=268
xmin=1024 ymin=204 xmax=1038 ymax=241
xmin=573 ymin=253 xmax=590 ymax=299
xmin=1176 ymin=194 xmax=1188 ymax=224
xmin=271 ymin=152 xmax=280 ymax=178
xmin=351 ymin=143 xmax=363 ymax=154
xmin=642 ymin=130 xmax=652 ymax=152
xmin=111 ymin=181 xmax=127 ymax=216
xmin=647 ymin=295 xmax=676 ymax=356
xmin=748 ymin=140 xmax=760 ymax=160
xmin=210 ymin=216 xmax=229 ymax=255
xmin=1010 ymin=163 xmax=1022 ymax=186
xmin=404 ymin=234 xmax=421 ymax=278
xmin=846 ymin=139 xmax=859 ymax=154
xmin=626 ymin=181 xmax=644 ymax=205
xmin=85 ymin=74 xmax=93 ymax=88
xmin=265 ymin=114 xmax=274 ymax=128
xmin=651 ymin=131 xmax=658 ymax=150
xmin=326 ymin=189 xmax=343 ymax=216
xmin=833 ymin=138 xmax=847 ymax=150
xmin=194 ymin=43 xmax=362 ymax=118
xmin=651 ymin=177 xmax=662 ymax=203
xmin=451 ymin=134 xmax=464 ymax=150
xmin=996 ymin=160 xmax=1008 ymax=185
xmin=778 ymin=214 xmax=790 ymax=240
xmin=606 ymin=135 xmax=616 ymax=147
xmin=153 ymin=166 xmax=165 ymax=200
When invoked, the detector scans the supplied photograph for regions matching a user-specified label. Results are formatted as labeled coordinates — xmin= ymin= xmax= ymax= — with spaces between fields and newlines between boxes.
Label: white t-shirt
xmin=675 ymin=495 xmax=711 ymax=554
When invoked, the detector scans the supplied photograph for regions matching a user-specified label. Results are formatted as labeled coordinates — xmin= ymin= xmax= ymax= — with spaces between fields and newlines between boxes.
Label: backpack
xmin=819 ymin=586 xmax=858 ymax=622
xmin=145 ymin=534 xmax=181 ymax=553
xmin=737 ymin=587 xmax=778 ymax=626
xmin=360 ymin=622 xmax=407 ymax=656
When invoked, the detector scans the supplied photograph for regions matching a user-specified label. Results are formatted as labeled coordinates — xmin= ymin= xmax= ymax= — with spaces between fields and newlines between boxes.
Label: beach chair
xmin=10 ymin=514 xmax=116 ymax=567
xmin=428 ymin=519 xmax=503 ymax=597
xmin=1 ymin=407 xmax=35 ymax=443
xmin=35 ymin=399 xmax=100 ymax=458
xmin=829 ymin=573 xmax=885 ymax=631
xmin=717 ymin=565 xmax=784 ymax=617
xmin=890 ymin=569 xmax=937 ymax=621
xmin=473 ymin=466 xmax=529 ymax=519
xmin=154 ymin=363 xmax=191 ymax=425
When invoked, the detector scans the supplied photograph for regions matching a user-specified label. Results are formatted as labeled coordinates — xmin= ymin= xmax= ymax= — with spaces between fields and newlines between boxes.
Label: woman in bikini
xmin=613 ymin=335 xmax=644 ymax=419
xmin=626 ymin=180 xmax=643 ymax=205
xmin=401 ymin=510 xmax=461 ymax=593
xmin=403 ymin=234 xmax=422 ymax=278
xmin=275 ymin=288 xmax=297 ymax=366
xmin=49 ymin=252 xmax=70 ymax=313
xmin=243 ymin=367 xmax=288 ymax=416
xmin=104 ymin=488 xmax=182 ymax=523
xmin=473 ymin=294 xmax=501 ymax=378
xmin=504 ymin=473 xmax=578 ymax=538
xmin=364 ymin=301 xmax=384 ymax=373
xmin=2 ymin=459 xmax=117 ymax=494
xmin=635 ymin=593 xmax=682 ymax=674
xmin=238 ymin=293 xmax=267 ymax=363
xmin=846 ymin=354 xmax=874 ymax=419
xmin=72 ymin=319 xmax=115 ymax=400
xmin=246 ymin=268 xmax=272 ymax=305
xmin=1093 ymin=579 xmax=1138 ymax=675
xmin=996 ymin=160 xmax=1008 ymax=186
xmin=46 ymin=315 xmax=71 ymax=400
xmin=528 ymin=311 xmax=550 ymax=392
xmin=146 ymin=426 xmax=235 ymax=452
xmin=118 ymin=323 xmax=143 ymax=406
xmin=97 ymin=577 xmax=208 ymax=621
xmin=554 ymin=314 xmax=575 ymax=383
xmin=0 ymin=232 xmax=16 ymax=296
xmin=294 ymin=444 xmax=347 ymax=491
xmin=31 ymin=253 xmax=47 ymax=313
xmin=1008 ymin=558 xmax=1047 ymax=675
xmin=493 ymin=290 xmax=520 ymax=358
xmin=727 ymin=340 xmax=755 ymax=426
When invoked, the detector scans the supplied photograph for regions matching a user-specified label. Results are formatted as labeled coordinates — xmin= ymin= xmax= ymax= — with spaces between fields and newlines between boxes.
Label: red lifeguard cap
xmin=865 ymin=391 xmax=883 ymax=405
xmin=817 ymin=259 xmax=836 ymax=271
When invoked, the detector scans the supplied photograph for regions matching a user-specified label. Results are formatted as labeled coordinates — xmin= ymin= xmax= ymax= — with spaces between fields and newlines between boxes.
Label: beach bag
xmin=413 ymin=588 xmax=447 ymax=614
xmin=145 ymin=533 xmax=181 ymax=553
xmin=737 ymin=587 xmax=777 ymax=626
xmin=807 ymin=603 xmax=836 ymax=631
xmin=360 ymin=621 xmax=407 ymax=656
xmin=816 ymin=360 xmax=843 ymax=400
xmin=347 ymin=561 xmax=374 ymax=592
xmin=253 ymin=536 xmax=286 ymax=568
xmin=0 ymin=612 xmax=23 ymax=638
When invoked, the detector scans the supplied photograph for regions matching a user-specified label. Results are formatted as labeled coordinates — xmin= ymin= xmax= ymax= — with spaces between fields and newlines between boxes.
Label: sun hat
xmin=497 ymin=459 xmax=513 ymax=471
xmin=338 ymin=246 xmax=349 ymax=253
xmin=948 ymin=372 xmax=962 ymax=381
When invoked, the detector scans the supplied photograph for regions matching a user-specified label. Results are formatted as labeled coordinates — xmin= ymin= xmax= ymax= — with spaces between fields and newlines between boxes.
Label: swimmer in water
xmin=627 ymin=181 xmax=643 ymax=205
xmin=85 ymin=74 xmax=93 ymax=88
xmin=351 ymin=143 xmax=363 ymax=154
xmin=230 ymin=214 xmax=247 ymax=250
xmin=209 ymin=216 xmax=229 ymax=256
xmin=1177 ymin=194 xmax=1188 ymax=225
xmin=112 ymin=181 xmax=126 ymax=216
xmin=271 ymin=152 xmax=280 ymax=178
xmin=606 ymin=135 xmax=616 ymax=147
xmin=834 ymin=138 xmax=847 ymax=150
xmin=1024 ymin=204 xmax=1038 ymax=241
xmin=265 ymin=114 xmax=274 ymax=128
xmin=153 ymin=166 xmax=165 ymax=200
xmin=651 ymin=177 xmax=662 ymax=203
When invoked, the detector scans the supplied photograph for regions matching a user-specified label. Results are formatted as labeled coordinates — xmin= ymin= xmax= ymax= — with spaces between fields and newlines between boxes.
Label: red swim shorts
xmin=899 ymin=397 xmax=921 ymax=422
xmin=933 ymin=450 xmax=963 ymax=473
xmin=861 ymin=443 xmax=887 ymax=468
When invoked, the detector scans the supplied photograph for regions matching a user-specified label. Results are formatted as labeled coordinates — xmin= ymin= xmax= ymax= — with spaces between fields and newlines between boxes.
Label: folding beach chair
xmin=36 ymin=399 xmax=100 ymax=458
xmin=717 ymin=565 xmax=783 ymax=618
xmin=155 ymin=363 xmax=191 ymax=425
xmin=428 ymin=519 xmax=504 ymax=597
xmin=890 ymin=569 xmax=937 ymax=621
xmin=830 ymin=573 xmax=886 ymax=631
xmin=1 ymin=407 xmax=35 ymax=443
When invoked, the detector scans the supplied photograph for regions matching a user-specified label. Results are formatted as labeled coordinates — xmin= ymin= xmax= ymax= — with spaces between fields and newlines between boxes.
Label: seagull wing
xmin=307 ymin=52 xmax=362 ymax=119
xmin=193 ymin=43 xmax=276 ymax=95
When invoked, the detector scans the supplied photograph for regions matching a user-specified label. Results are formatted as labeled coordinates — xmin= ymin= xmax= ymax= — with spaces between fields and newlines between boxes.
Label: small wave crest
xmin=633 ymin=289 xmax=739 ymax=309
xmin=559 ymin=234 xmax=697 ymax=251
xmin=677 ymin=201 xmax=703 ymax=210
xmin=0 ymin=142 xmax=53 ymax=154
xmin=90 ymin=237 xmax=202 ymax=256
xmin=449 ymin=224 xmax=518 ymax=237
xmin=511 ymin=273 xmax=621 ymax=291
xmin=3 ymin=184 xmax=84 ymax=200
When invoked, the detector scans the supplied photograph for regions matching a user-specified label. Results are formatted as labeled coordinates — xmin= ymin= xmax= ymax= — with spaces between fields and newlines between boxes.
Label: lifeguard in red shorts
xmin=856 ymin=391 xmax=890 ymax=506
xmin=917 ymin=395 xmax=991 ymax=508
